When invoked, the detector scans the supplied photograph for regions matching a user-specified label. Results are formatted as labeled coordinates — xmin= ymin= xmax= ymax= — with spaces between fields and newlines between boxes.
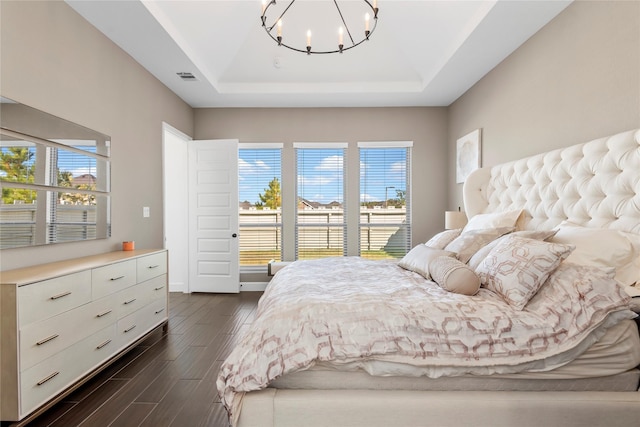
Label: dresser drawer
xmin=92 ymin=260 xmax=137 ymax=300
xmin=18 ymin=271 xmax=92 ymax=326
xmin=19 ymin=295 xmax=116 ymax=371
xmin=115 ymin=299 xmax=167 ymax=349
xmin=114 ymin=281 xmax=153 ymax=320
xmin=144 ymin=274 xmax=168 ymax=301
xmin=136 ymin=252 xmax=167 ymax=283
xmin=20 ymin=324 xmax=117 ymax=417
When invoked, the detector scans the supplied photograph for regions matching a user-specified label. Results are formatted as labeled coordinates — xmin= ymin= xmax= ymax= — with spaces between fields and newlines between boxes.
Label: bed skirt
xmin=237 ymin=389 xmax=640 ymax=427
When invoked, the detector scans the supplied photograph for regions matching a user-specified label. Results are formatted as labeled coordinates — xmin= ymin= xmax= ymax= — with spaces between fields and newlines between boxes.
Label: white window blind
xmin=359 ymin=142 xmax=412 ymax=259
xmin=295 ymin=143 xmax=346 ymax=259
xmin=238 ymin=145 xmax=283 ymax=267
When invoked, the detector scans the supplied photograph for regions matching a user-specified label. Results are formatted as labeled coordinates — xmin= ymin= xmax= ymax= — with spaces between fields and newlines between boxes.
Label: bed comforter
xmin=217 ymin=257 xmax=636 ymax=424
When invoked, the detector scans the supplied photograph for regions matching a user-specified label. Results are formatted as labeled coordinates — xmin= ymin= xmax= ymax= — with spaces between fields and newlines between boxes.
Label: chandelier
xmin=260 ymin=0 xmax=379 ymax=55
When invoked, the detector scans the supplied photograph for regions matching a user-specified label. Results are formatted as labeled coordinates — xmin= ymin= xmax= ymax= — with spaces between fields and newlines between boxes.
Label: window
xmin=238 ymin=143 xmax=282 ymax=267
xmin=295 ymin=143 xmax=347 ymax=259
xmin=359 ymin=141 xmax=412 ymax=259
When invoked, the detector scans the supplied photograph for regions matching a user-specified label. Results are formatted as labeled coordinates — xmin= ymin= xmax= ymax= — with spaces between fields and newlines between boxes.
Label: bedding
xmin=217 ymin=256 xmax=636 ymax=425
xmin=220 ymin=127 xmax=640 ymax=427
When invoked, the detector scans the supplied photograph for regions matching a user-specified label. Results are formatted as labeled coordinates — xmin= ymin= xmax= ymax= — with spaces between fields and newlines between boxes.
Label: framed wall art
xmin=456 ymin=128 xmax=482 ymax=183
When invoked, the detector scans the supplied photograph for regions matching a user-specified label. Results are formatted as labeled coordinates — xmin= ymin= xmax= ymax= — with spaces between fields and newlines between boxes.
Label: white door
xmin=188 ymin=139 xmax=239 ymax=293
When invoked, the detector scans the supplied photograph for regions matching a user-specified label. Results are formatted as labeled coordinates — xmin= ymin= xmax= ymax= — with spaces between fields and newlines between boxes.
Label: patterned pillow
xmin=425 ymin=229 xmax=462 ymax=249
xmin=398 ymin=245 xmax=456 ymax=280
xmin=429 ymin=256 xmax=480 ymax=296
xmin=444 ymin=227 xmax=514 ymax=263
xmin=467 ymin=229 xmax=558 ymax=270
xmin=477 ymin=235 xmax=574 ymax=310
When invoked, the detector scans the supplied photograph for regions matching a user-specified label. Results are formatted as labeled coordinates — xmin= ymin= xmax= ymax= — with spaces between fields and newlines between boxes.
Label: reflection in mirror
xmin=0 ymin=97 xmax=111 ymax=249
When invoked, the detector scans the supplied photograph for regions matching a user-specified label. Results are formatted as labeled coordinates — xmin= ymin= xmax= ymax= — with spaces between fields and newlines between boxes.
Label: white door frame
xmin=162 ymin=123 xmax=191 ymax=293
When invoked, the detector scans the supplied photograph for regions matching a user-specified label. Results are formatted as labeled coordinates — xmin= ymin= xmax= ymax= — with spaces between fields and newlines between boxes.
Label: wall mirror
xmin=0 ymin=97 xmax=111 ymax=249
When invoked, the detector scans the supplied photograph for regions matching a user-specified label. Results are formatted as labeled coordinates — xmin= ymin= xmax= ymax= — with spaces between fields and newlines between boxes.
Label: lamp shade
xmin=445 ymin=211 xmax=468 ymax=230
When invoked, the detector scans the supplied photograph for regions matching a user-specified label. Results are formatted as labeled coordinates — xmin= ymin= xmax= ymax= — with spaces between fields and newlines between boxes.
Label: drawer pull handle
xmin=110 ymin=275 xmax=125 ymax=281
xmin=155 ymin=308 xmax=165 ymax=315
xmin=147 ymin=264 xmax=160 ymax=269
xmin=124 ymin=325 xmax=137 ymax=333
xmin=96 ymin=309 xmax=113 ymax=318
xmin=154 ymin=286 xmax=165 ymax=291
xmin=50 ymin=291 xmax=72 ymax=300
xmin=96 ymin=339 xmax=112 ymax=350
xmin=36 ymin=334 xmax=59 ymax=346
xmin=124 ymin=298 xmax=137 ymax=305
xmin=37 ymin=371 xmax=60 ymax=386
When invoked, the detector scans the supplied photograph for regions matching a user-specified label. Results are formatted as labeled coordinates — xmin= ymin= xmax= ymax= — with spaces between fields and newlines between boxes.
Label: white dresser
xmin=0 ymin=249 xmax=168 ymax=423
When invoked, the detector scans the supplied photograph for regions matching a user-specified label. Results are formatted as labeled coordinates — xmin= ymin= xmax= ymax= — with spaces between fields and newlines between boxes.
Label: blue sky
xmin=238 ymin=148 xmax=407 ymax=205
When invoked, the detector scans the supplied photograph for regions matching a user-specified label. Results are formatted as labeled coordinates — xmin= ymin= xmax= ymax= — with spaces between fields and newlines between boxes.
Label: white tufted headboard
xmin=463 ymin=129 xmax=640 ymax=235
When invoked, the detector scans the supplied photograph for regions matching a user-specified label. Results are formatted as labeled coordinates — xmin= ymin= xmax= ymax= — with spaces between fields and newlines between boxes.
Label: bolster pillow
xmin=429 ymin=256 xmax=480 ymax=296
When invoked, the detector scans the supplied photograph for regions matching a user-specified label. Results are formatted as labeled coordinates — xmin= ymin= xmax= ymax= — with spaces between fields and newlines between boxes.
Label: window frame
xmin=294 ymin=142 xmax=348 ymax=260
xmin=357 ymin=141 xmax=412 ymax=259
xmin=238 ymin=143 xmax=283 ymax=271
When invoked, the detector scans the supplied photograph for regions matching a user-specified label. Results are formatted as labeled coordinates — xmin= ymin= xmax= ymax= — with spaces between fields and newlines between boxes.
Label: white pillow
xmin=549 ymin=221 xmax=640 ymax=286
xmin=425 ymin=229 xmax=462 ymax=250
xmin=463 ymin=209 xmax=523 ymax=232
xmin=398 ymin=245 xmax=456 ymax=280
xmin=444 ymin=227 xmax=513 ymax=264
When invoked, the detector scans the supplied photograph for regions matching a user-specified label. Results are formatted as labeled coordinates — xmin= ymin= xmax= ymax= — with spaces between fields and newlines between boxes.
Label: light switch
xmin=143 ymin=206 xmax=150 ymax=217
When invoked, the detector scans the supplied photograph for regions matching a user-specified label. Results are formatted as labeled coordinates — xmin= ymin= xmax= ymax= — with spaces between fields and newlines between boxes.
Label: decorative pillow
xmin=444 ymin=227 xmax=514 ymax=264
xmin=467 ymin=229 xmax=558 ymax=270
xmin=429 ymin=256 xmax=480 ymax=296
xmin=463 ymin=209 xmax=523 ymax=232
xmin=425 ymin=229 xmax=462 ymax=250
xmin=398 ymin=245 xmax=456 ymax=280
xmin=550 ymin=221 xmax=640 ymax=286
xmin=477 ymin=235 xmax=574 ymax=310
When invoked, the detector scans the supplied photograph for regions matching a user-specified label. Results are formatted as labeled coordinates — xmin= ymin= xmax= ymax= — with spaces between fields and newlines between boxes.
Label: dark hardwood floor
xmin=11 ymin=291 xmax=262 ymax=427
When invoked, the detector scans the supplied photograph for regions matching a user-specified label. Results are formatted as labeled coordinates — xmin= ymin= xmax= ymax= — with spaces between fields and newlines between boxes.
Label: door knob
xmin=232 ymin=233 xmax=237 ymax=238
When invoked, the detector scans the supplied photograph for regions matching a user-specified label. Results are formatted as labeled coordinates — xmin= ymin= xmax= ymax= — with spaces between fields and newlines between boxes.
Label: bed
xmin=217 ymin=128 xmax=640 ymax=427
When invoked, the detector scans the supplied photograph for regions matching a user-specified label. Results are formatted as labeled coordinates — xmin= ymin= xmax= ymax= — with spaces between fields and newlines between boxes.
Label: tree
xmin=1 ymin=147 xmax=36 ymax=204
xmin=257 ymin=177 xmax=281 ymax=209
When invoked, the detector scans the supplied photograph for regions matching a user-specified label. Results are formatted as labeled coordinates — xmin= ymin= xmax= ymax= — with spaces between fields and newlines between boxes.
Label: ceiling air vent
xmin=176 ymin=72 xmax=198 ymax=81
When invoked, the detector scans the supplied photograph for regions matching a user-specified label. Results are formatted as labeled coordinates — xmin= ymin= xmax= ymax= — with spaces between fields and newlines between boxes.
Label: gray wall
xmin=0 ymin=1 xmax=193 ymax=270
xmin=194 ymin=107 xmax=449 ymax=259
xmin=448 ymin=0 xmax=640 ymax=210
xmin=2 ymin=0 xmax=638 ymax=274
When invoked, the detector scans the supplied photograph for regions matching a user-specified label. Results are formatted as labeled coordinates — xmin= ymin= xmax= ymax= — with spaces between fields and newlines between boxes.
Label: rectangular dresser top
xmin=1 ymin=249 xmax=166 ymax=286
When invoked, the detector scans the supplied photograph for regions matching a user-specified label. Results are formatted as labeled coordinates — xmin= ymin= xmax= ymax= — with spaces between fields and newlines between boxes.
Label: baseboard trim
xmin=240 ymin=282 xmax=268 ymax=292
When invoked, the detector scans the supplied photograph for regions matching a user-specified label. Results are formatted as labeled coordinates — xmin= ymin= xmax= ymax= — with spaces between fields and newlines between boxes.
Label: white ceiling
xmin=66 ymin=0 xmax=571 ymax=108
